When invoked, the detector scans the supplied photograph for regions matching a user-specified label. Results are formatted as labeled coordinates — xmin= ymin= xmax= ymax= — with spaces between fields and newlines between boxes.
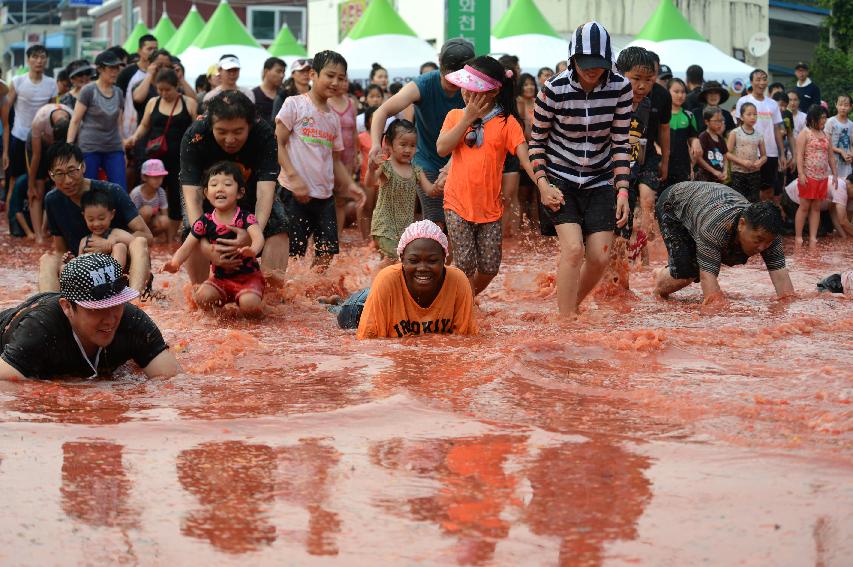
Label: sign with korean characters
xmin=446 ymin=0 xmax=490 ymax=55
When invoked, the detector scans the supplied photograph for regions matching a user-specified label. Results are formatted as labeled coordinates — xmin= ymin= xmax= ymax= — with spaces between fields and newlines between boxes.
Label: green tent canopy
xmin=164 ymin=6 xmax=205 ymax=55
xmin=189 ymin=0 xmax=260 ymax=49
xmin=635 ymin=0 xmax=705 ymax=42
xmin=346 ymin=0 xmax=417 ymax=40
xmin=268 ymin=25 xmax=307 ymax=57
xmin=122 ymin=22 xmax=150 ymax=53
xmin=152 ymin=13 xmax=177 ymax=47
xmin=493 ymin=0 xmax=559 ymax=39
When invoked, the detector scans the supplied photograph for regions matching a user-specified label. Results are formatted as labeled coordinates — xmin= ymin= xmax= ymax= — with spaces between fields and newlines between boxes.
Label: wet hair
xmin=837 ymin=94 xmax=853 ymax=105
xmin=389 ymin=82 xmax=403 ymax=96
xmin=57 ymin=70 xmax=69 ymax=83
xmin=26 ymin=44 xmax=47 ymax=58
xmin=647 ymin=50 xmax=660 ymax=64
xmin=743 ymin=201 xmax=783 ymax=235
xmin=749 ymin=68 xmax=767 ymax=82
xmin=420 ymin=61 xmax=438 ymax=74
xmin=50 ymin=110 xmax=71 ymax=142
xmin=686 ymin=64 xmax=703 ymax=84
xmin=139 ymin=34 xmax=157 ymax=49
xmin=195 ymin=74 xmax=210 ymax=93
xmin=313 ymin=50 xmax=348 ymax=73
xmin=498 ymin=54 xmax=519 ymax=70
xmin=364 ymin=83 xmax=383 ymax=99
xmin=616 ymin=46 xmax=655 ymax=75
xmin=740 ymin=101 xmax=757 ymax=115
xmin=667 ymin=77 xmax=686 ymax=91
xmin=516 ymin=73 xmax=538 ymax=97
xmin=771 ymin=91 xmax=789 ymax=105
xmin=369 ymin=63 xmax=387 ymax=82
xmin=363 ymin=106 xmax=378 ymax=132
xmin=768 ymin=82 xmax=784 ymax=93
xmin=263 ymin=56 xmax=286 ymax=71
xmin=702 ymin=105 xmax=722 ymax=122
xmin=466 ymin=55 xmax=521 ymax=124
xmin=107 ymin=46 xmax=129 ymax=62
xmin=207 ymin=90 xmax=256 ymax=124
xmin=202 ymin=161 xmax=246 ymax=190
xmin=80 ymin=187 xmax=115 ymax=211
xmin=46 ymin=142 xmax=84 ymax=170
xmin=787 ymin=90 xmax=799 ymax=99
xmin=806 ymin=104 xmax=827 ymax=129
xmin=383 ymin=118 xmax=416 ymax=145
xmin=155 ymin=68 xmax=178 ymax=87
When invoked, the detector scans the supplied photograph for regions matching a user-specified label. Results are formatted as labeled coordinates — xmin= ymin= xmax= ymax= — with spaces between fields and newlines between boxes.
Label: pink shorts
xmin=203 ymin=270 xmax=265 ymax=303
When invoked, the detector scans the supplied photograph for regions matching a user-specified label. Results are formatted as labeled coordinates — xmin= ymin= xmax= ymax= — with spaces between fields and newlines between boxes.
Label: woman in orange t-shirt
xmin=436 ymin=56 xmax=540 ymax=296
xmin=357 ymin=220 xmax=477 ymax=339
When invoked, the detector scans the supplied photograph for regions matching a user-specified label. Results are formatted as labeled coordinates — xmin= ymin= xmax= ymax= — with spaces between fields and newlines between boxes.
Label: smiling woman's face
xmin=402 ymin=239 xmax=446 ymax=299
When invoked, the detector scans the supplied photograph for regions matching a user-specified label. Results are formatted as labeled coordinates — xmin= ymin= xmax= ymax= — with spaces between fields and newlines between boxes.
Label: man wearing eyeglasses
xmin=0 ymin=254 xmax=177 ymax=380
xmin=39 ymin=143 xmax=153 ymax=295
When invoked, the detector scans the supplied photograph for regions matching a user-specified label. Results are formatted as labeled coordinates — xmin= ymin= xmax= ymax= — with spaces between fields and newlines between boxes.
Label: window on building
xmin=112 ymin=16 xmax=122 ymax=45
xmin=132 ymin=7 xmax=142 ymax=28
xmin=97 ymin=21 xmax=108 ymax=41
xmin=247 ymin=6 xmax=307 ymax=44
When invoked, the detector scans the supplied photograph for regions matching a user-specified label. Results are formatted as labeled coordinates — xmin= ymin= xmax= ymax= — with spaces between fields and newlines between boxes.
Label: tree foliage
xmin=821 ymin=0 xmax=853 ymax=53
xmin=810 ymin=1 xmax=853 ymax=112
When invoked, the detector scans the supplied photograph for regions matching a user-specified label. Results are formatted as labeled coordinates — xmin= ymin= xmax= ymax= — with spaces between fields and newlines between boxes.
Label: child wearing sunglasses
xmin=436 ymin=56 xmax=540 ymax=296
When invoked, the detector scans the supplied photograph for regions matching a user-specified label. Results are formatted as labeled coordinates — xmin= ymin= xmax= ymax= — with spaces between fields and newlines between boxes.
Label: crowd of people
xmin=0 ymin=21 xmax=851 ymax=379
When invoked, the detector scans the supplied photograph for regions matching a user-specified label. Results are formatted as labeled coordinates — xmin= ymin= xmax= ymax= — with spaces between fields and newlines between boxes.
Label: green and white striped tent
xmin=180 ymin=1 xmax=270 ymax=86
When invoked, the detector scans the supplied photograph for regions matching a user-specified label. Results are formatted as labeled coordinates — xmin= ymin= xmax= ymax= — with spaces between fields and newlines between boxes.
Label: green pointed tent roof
xmin=347 ymin=0 xmax=417 ymax=40
xmin=493 ymin=0 xmax=559 ymax=39
xmin=635 ymin=0 xmax=706 ymax=42
xmin=164 ymin=6 xmax=205 ymax=55
xmin=152 ymin=13 xmax=177 ymax=46
xmin=123 ymin=22 xmax=151 ymax=53
xmin=268 ymin=25 xmax=307 ymax=57
xmin=189 ymin=1 xmax=260 ymax=49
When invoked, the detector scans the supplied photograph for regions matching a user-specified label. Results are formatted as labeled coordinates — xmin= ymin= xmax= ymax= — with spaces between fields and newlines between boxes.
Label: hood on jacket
xmin=567 ymin=21 xmax=617 ymax=80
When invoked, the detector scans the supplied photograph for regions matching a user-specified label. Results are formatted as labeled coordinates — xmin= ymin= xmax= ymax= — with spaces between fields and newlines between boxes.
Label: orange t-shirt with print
xmin=356 ymin=264 xmax=477 ymax=339
xmin=441 ymin=109 xmax=526 ymax=223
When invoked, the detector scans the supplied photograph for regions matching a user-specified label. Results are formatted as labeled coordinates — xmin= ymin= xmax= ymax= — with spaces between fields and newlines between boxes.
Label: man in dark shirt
xmin=654 ymin=181 xmax=794 ymax=302
xmin=684 ymin=64 xmax=704 ymax=113
xmin=116 ymin=34 xmax=158 ymax=97
xmin=793 ymin=62 xmax=821 ymax=113
xmin=0 ymin=254 xmax=177 ymax=380
xmin=252 ymin=57 xmax=286 ymax=126
xmin=180 ymin=90 xmax=288 ymax=283
xmin=40 ymin=143 xmax=153 ymax=294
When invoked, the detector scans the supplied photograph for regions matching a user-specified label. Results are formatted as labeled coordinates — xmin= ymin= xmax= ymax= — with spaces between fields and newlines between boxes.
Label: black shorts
xmin=632 ymin=153 xmax=661 ymax=192
xmin=180 ymin=186 xmax=289 ymax=240
xmin=502 ymin=152 xmax=520 ymax=174
xmin=760 ymin=157 xmax=782 ymax=194
xmin=25 ymin=133 xmax=50 ymax=181
xmin=417 ymin=169 xmax=446 ymax=225
xmin=544 ymin=178 xmax=616 ymax=235
xmin=6 ymin=136 xmax=27 ymax=178
xmin=730 ymin=171 xmax=761 ymax=203
xmin=657 ymin=187 xmax=700 ymax=281
xmin=281 ymin=189 xmax=339 ymax=257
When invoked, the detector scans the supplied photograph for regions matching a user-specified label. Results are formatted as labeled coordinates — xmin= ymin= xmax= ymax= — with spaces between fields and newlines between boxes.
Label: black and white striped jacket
xmin=529 ymin=21 xmax=632 ymax=190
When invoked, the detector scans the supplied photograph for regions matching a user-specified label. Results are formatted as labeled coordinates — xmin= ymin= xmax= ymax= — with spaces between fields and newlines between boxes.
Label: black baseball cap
xmin=794 ymin=61 xmax=809 ymax=70
xmin=658 ymin=64 xmax=673 ymax=79
xmin=574 ymin=54 xmax=609 ymax=70
xmin=60 ymin=254 xmax=138 ymax=309
xmin=94 ymin=51 xmax=123 ymax=68
xmin=439 ymin=38 xmax=475 ymax=72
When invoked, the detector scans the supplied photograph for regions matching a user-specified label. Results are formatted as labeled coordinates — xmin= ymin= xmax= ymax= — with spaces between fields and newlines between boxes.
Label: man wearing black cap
xmin=0 ymin=254 xmax=177 ymax=380
xmin=793 ymin=62 xmax=820 ymax=113
xmin=368 ymin=38 xmax=475 ymax=227
xmin=656 ymin=63 xmax=673 ymax=88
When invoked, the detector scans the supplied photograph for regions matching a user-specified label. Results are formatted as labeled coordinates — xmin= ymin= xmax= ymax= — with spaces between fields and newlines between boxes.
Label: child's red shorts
xmin=203 ymin=270 xmax=265 ymax=303
xmin=798 ymin=177 xmax=828 ymax=200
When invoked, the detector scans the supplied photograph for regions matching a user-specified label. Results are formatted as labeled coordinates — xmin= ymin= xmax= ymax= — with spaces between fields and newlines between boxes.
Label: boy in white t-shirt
xmin=825 ymin=94 xmax=853 ymax=180
xmin=734 ymin=69 xmax=787 ymax=201
xmin=275 ymin=51 xmax=365 ymax=270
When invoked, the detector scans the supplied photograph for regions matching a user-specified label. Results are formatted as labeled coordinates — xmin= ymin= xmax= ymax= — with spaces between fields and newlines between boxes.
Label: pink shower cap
xmin=396 ymin=220 xmax=449 ymax=258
